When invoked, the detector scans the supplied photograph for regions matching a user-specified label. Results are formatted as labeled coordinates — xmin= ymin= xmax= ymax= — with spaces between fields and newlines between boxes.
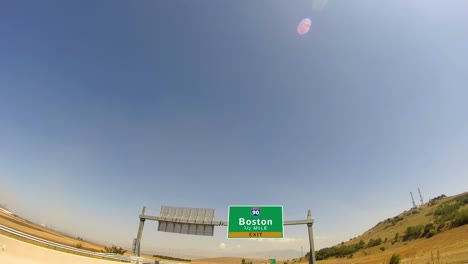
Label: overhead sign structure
xmin=228 ymin=205 xmax=283 ymax=238
xmin=136 ymin=205 xmax=315 ymax=264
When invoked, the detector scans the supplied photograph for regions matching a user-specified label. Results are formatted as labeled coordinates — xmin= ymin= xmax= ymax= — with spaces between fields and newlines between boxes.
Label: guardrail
xmin=0 ymin=224 xmax=178 ymax=264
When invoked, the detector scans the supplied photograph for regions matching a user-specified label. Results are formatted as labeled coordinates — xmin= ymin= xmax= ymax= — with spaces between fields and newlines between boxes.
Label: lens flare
xmin=297 ymin=18 xmax=311 ymax=35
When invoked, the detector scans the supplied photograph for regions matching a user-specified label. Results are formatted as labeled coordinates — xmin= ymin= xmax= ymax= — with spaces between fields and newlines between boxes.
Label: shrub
xmin=434 ymin=203 xmax=461 ymax=227
xmin=437 ymin=223 xmax=445 ymax=232
xmin=403 ymin=225 xmax=424 ymax=241
xmin=358 ymin=240 xmax=366 ymax=249
xmin=428 ymin=194 xmax=447 ymax=206
xmin=422 ymin=223 xmax=436 ymax=238
xmin=434 ymin=204 xmax=459 ymax=217
xmin=368 ymin=237 xmax=383 ymax=247
xmin=315 ymin=241 xmax=364 ymax=260
xmin=389 ymin=254 xmax=401 ymax=264
xmin=452 ymin=209 xmax=468 ymax=227
xmin=76 ymin=243 xmax=83 ymax=249
xmin=380 ymin=246 xmax=385 ymax=251
xmin=454 ymin=193 xmax=468 ymax=207
xmin=102 ymin=245 xmax=126 ymax=255
xmin=427 ymin=228 xmax=436 ymax=238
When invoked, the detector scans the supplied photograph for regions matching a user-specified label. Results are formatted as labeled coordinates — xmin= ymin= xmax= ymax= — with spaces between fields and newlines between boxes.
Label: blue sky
xmin=1 ymin=0 xmax=467 ymax=259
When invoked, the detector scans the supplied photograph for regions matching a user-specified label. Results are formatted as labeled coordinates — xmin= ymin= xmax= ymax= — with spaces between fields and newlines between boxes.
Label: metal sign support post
xmin=307 ymin=210 xmax=316 ymax=264
xmin=135 ymin=207 xmax=146 ymax=257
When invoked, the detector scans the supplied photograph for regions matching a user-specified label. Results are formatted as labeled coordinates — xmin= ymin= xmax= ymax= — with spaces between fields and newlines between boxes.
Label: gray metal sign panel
xmin=158 ymin=221 xmax=214 ymax=236
xmin=159 ymin=206 xmax=215 ymax=222
xmin=157 ymin=206 xmax=215 ymax=236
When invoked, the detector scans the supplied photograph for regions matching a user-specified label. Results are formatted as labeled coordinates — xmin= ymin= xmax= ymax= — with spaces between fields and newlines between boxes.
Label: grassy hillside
xmin=295 ymin=192 xmax=468 ymax=263
xmin=313 ymin=225 xmax=468 ymax=264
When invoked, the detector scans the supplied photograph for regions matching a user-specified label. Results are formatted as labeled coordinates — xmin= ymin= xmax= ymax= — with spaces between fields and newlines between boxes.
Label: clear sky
xmin=1 ymin=0 xmax=467 ymax=259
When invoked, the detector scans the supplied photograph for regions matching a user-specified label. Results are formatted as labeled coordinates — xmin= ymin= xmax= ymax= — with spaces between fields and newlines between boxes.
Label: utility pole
xmin=410 ymin=192 xmax=417 ymax=209
xmin=418 ymin=188 xmax=424 ymax=206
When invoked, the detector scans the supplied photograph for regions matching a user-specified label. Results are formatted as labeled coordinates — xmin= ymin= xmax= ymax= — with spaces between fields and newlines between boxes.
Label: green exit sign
xmin=228 ymin=206 xmax=283 ymax=239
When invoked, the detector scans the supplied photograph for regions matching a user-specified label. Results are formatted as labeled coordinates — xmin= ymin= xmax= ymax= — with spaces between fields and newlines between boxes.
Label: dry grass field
xmin=0 ymin=211 xmax=158 ymax=261
xmin=0 ymin=211 xmax=105 ymax=252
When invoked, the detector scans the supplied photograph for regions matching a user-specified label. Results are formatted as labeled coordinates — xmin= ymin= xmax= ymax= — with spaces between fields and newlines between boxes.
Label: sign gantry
xmin=135 ymin=205 xmax=316 ymax=264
